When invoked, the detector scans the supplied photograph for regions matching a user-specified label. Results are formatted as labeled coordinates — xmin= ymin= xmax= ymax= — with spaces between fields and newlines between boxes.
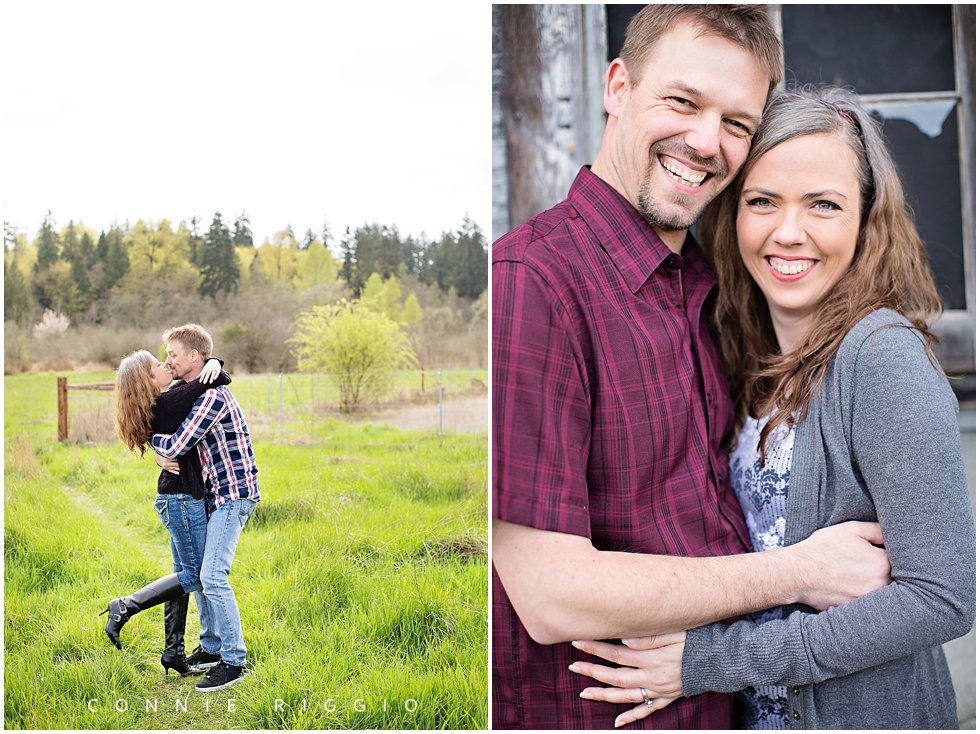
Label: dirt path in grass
xmin=371 ymin=394 xmax=488 ymax=434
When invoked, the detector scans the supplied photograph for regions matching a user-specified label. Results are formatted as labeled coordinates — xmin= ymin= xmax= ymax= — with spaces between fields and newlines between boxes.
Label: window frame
xmin=771 ymin=4 xmax=975 ymax=384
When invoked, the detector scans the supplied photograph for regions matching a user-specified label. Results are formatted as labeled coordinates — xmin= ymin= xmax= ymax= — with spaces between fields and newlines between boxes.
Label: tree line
xmin=4 ymin=211 xmax=488 ymax=373
xmin=4 ymin=211 xmax=488 ymax=328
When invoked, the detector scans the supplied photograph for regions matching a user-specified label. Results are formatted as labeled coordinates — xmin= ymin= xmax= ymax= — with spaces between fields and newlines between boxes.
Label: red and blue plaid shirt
xmin=152 ymin=385 xmax=260 ymax=508
xmin=492 ymin=167 xmax=751 ymax=729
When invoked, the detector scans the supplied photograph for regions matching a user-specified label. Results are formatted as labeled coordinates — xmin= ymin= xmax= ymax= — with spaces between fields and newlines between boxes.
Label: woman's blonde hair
xmin=115 ymin=350 xmax=160 ymax=455
xmin=701 ymin=85 xmax=943 ymax=462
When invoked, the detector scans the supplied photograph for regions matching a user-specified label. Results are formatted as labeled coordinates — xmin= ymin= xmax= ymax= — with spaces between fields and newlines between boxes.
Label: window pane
xmin=873 ymin=105 xmax=966 ymax=309
xmin=782 ymin=5 xmax=955 ymax=94
xmin=606 ymin=4 xmax=645 ymax=61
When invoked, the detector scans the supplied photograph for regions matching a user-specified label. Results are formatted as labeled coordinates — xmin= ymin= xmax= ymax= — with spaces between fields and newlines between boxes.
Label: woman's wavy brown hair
xmin=700 ymin=85 xmax=943 ymax=462
xmin=114 ymin=350 xmax=161 ymax=456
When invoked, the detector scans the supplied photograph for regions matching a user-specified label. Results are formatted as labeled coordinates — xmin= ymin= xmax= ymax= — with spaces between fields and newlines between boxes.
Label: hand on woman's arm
xmin=571 ymin=634 xmax=686 ymax=728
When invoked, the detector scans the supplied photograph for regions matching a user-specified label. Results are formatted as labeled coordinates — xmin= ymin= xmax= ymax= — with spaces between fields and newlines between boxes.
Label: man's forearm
xmin=493 ymin=519 xmax=888 ymax=645
xmin=494 ymin=520 xmax=799 ymax=644
xmin=151 ymin=391 xmax=225 ymax=458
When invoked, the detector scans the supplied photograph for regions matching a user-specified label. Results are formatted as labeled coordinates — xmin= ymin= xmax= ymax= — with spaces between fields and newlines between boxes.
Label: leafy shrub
xmin=291 ymin=299 xmax=417 ymax=412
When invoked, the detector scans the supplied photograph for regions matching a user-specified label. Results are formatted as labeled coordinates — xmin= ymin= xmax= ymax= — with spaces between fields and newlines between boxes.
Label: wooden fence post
xmin=57 ymin=377 xmax=68 ymax=442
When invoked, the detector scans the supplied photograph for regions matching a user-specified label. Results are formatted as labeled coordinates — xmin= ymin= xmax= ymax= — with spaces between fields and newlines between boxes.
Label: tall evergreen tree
xmin=78 ymin=231 xmax=95 ymax=265
xmin=187 ymin=214 xmax=205 ymax=267
xmin=34 ymin=212 xmax=60 ymax=271
xmin=103 ymin=227 xmax=130 ymax=288
xmin=301 ymin=228 xmax=316 ymax=251
xmin=426 ymin=217 xmax=488 ymax=299
xmin=198 ymin=211 xmax=240 ymax=296
xmin=450 ymin=216 xmax=488 ymax=300
xmin=4 ymin=245 xmax=32 ymax=325
xmin=349 ymin=223 xmax=404 ymax=297
xmin=403 ymin=233 xmax=425 ymax=276
xmin=32 ymin=212 xmax=62 ymax=310
xmin=4 ymin=220 xmax=17 ymax=251
xmin=340 ymin=226 xmax=355 ymax=289
xmin=233 ymin=211 xmax=253 ymax=247
xmin=96 ymin=230 xmax=108 ymax=262
xmin=61 ymin=227 xmax=96 ymax=318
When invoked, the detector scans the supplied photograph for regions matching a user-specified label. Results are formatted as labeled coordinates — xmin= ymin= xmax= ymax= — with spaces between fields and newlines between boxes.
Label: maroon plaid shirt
xmin=492 ymin=168 xmax=751 ymax=729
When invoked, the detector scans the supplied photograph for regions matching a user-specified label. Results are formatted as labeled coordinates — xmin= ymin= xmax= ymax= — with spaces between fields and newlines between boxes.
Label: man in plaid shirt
xmin=152 ymin=324 xmax=260 ymax=692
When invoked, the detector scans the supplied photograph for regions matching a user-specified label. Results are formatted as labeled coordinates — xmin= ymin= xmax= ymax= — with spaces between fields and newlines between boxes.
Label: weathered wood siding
xmin=492 ymin=5 xmax=606 ymax=241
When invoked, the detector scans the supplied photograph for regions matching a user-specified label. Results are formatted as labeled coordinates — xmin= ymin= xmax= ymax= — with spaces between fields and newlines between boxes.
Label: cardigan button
xmin=792 ymin=711 xmax=801 ymax=720
xmin=791 ymin=686 xmax=800 ymax=695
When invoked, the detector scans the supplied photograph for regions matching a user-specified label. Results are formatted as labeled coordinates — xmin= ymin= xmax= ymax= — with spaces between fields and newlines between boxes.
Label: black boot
xmin=160 ymin=593 xmax=193 ymax=675
xmin=100 ymin=573 xmax=186 ymax=650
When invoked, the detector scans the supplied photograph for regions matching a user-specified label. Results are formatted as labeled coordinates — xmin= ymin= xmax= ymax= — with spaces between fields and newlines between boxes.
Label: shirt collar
xmin=568 ymin=167 xmax=715 ymax=293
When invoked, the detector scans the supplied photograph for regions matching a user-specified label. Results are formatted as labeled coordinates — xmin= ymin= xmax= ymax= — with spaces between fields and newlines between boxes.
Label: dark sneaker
xmin=184 ymin=645 xmax=221 ymax=673
xmin=194 ymin=662 xmax=250 ymax=692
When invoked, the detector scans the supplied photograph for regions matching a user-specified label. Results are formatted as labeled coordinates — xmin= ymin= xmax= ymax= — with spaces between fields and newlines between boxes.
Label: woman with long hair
xmin=105 ymin=349 xmax=228 ymax=676
xmin=570 ymin=86 xmax=975 ymax=729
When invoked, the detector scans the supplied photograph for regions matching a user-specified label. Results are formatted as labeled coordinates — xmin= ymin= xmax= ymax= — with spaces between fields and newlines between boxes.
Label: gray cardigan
xmin=682 ymin=309 xmax=976 ymax=729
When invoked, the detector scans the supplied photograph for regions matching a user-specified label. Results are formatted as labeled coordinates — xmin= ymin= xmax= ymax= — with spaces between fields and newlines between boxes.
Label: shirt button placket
xmin=665 ymin=254 xmax=683 ymax=308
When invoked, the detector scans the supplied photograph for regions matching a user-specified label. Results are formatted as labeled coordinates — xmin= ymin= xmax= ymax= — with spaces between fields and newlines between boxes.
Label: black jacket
xmin=151 ymin=368 xmax=232 ymax=500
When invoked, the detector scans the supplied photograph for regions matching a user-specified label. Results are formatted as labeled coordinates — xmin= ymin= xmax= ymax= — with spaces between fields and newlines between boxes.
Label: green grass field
xmin=4 ymin=371 xmax=488 ymax=729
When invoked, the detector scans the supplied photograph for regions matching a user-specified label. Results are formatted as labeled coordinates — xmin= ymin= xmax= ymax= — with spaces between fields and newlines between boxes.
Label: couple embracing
xmin=104 ymin=324 xmax=261 ymax=693
xmin=493 ymin=5 xmax=974 ymax=730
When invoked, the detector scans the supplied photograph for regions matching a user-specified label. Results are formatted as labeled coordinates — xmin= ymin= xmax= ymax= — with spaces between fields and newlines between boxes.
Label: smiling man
xmin=492 ymin=5 xmax=895 ymax=729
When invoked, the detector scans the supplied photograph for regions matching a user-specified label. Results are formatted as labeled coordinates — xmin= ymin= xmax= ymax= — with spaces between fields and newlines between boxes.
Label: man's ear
xmin=603 ymin=58 xmax=631 ymax=119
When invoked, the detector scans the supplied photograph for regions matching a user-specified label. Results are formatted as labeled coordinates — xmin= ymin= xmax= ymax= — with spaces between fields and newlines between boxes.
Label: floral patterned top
xmin=728 ymin=414 xmax=796 ymax=729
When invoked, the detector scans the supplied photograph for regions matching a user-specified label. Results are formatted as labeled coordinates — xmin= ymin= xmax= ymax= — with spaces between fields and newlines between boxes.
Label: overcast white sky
xmin=2 ymin=2 xmax=491 ymax=247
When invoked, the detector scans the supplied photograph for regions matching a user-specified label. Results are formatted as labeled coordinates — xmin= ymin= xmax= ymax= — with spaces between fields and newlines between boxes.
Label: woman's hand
xmin=154 ymin=452 xmax=180 ymax=475
xmin=569 ymin=631 xmax=686 ymax=728
xmin=199 ymin=358 xmax=221 ymax=384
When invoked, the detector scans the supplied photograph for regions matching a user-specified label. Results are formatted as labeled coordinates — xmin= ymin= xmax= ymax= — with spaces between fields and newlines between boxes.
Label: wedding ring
xmin=641 ymin=687 xmax=653 ymax=707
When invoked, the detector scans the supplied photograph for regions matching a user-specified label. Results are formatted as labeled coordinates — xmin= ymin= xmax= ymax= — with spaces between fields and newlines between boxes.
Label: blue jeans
xmin=154 ymin=493 xmax=218 ymax=654
xmin=201 ymin=498 xmax=255 ymax=667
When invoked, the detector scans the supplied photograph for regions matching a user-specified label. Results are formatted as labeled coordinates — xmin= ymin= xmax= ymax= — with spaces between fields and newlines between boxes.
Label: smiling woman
xmin=735 ymin=132 xmax=862 ymax=352
xmin=702 ymin=85 xmax=942 ymax=455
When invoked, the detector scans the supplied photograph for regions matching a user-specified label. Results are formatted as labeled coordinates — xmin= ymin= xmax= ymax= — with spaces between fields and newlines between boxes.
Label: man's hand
xmin=790 ymin=521 xmax=891 ymax=609
xmin=154 ymin=452 xmax=180 ymax=475
xmin=199 ymin=358 xmax=221 ymax=384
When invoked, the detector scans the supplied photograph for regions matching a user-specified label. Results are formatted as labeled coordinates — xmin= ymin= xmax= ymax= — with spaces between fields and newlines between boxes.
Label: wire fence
xmin=61 ymin=368 xmax=488 ymax=446
xmin=238 ymin=369 xmax=488 ymax=444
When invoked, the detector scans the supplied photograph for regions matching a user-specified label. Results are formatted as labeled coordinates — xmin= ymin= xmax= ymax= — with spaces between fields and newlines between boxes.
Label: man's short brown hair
xmin=163 ymin=324 xmax=213 ymax=359
xmin=620 ymin=5 xmax=782 ymax=94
